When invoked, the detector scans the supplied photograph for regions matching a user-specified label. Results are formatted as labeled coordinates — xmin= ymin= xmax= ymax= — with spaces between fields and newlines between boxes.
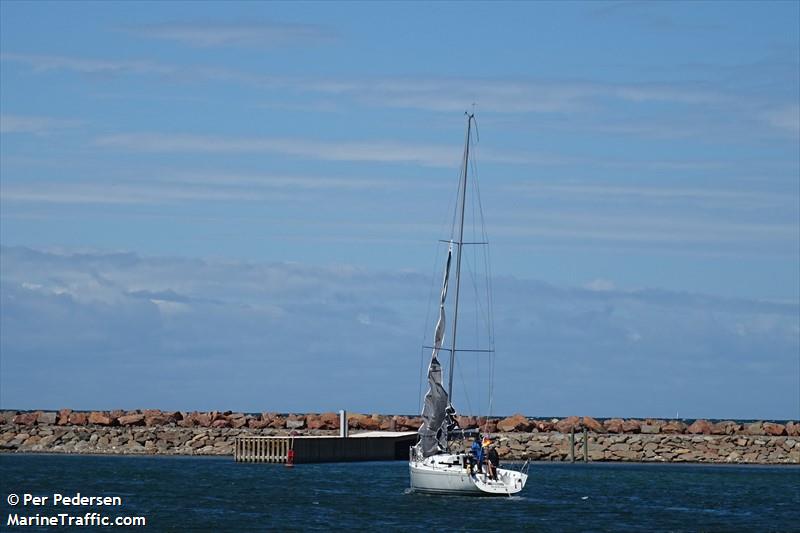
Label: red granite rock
xmin=286 ymin=414 xmax=306 ymax=430
xmin=12 ymin=412 xmax=38 ymax=426
xmin=68 ymin=412 xmax=88 ymax=425
xmin=497 ymin=414 xmax=533 ymax=432
xmin=687 ymin=419 xmax=713 ymax=435
xmin=185 ymin=412 xmax=209 ymax=427
xmin=711 ymin=421 xmax=739 ymax=435
xmin=555 ymin=416 xmax=581 ymax=433
xmin=176 ymin=414 xmax=195 ymax=427
xmin=744 ymin=422 xmax=766 ymax=436
xmin=248 ymin=418 xmax=269 ymax=429
xmin=582 ymin=416 xmax=605 ymax=433
xmin=143 ymin=410 xmax=178 ymax=425
xmin=362 ymin=415 xmax=382 ymax=431
xmin=379 ymin=416 xmax=398 ymax=431
xmin=118 ymin=414 xmax=145 ymax=426
xmin=36 ymin=412 xmax=57 ymax=425
xmin=305 ymin=414 xmax=322 ymax=430
xmin=144 ymin=414 xmax=171 ymax=426
xmin=662 ymin=420 xmax=687 ymax=434
xmin=268 ymin=415 xmax=286 ymax=429
xmin=395 ymin=416 xmax=420 ymax=431
xmin=786 ymin=421 xmax=800 ymax=437
xmin=763 ymin=422 xmax=786 ymax=436
xmin=639 ymin=419 xmax=663 ymax=434
xmin=88 ymin=412 xmax=114 ymax=426
xmin=227 ymin=413 xmax=248 ymax=429
xmin=57 ymin=409 xmax=72 ymax=425
xmin=603 ymin=418 xmax=625 ymax=433
xmin=211 ymin=419 xmax=231 ymax=428
xmin=347 ymin=413 xmax=363 ymax=429
xmin=259 ymin=412 xmax=276 ymax=424
xmin=535 ymin=420 xmax=555 ymax=432
xmin=621 ymin=419 xmax=641 ymax=433
xmin=319 ymin=412 xmax=340 ymax=430
xmin=456 ymin=416 xmax=479 ymax=429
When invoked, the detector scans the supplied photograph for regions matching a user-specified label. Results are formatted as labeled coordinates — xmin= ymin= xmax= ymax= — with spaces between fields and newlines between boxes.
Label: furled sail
xmin=419 ymin=245 xmax=457 ymax=457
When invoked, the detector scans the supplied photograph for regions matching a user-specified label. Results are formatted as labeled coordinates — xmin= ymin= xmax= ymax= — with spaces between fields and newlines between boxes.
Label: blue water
xmin=1 ymin=455 xmax=798 ymax=531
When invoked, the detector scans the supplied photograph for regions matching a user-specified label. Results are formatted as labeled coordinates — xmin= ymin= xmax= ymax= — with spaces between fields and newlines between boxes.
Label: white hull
xmin=409 ymin=452 xmax=527 ymax=496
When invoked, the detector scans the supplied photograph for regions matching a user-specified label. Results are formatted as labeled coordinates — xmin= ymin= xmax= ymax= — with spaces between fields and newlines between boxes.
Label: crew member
xmin=470 ymin=434 xmax=484 ymax=474
xmin=486 ymin=442 xmax=500 ymax=481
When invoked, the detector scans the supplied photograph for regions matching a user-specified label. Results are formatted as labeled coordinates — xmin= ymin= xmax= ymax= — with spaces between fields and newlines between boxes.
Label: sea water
xmin=1 ymin=455 xmax=797 ymax=531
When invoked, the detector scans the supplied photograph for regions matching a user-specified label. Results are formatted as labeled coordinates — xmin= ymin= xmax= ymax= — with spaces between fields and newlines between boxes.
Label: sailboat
xmin=408 ymin=113 xmax=528 ymax=496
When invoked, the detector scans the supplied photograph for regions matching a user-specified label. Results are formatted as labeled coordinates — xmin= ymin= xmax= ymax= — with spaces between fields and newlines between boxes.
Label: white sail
xmin=418 ymin=245 xmax=454 ymax=457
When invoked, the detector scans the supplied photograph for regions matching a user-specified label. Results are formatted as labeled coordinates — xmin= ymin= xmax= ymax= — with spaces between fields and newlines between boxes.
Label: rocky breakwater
xmin=1 ymin=410 xmax=798 ymax=464
xmin=487 ymin=415 xmax=800 ymax=464
xmin=0 ymin=410 xmax=420 ymax=456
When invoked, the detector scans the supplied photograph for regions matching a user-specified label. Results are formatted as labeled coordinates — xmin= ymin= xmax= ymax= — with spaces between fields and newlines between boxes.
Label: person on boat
xmin=480 ymin=438 xmax=490 ymax=476
xmin=486 ymin=442 xmax=500 ymax=481
xmin=469 ymin=434 xmax=484 ymax=474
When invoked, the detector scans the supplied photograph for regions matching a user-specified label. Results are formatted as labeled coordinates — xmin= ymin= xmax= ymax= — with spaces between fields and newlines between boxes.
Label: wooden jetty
xmin=234 ymin=431 xmax=418 ymax=464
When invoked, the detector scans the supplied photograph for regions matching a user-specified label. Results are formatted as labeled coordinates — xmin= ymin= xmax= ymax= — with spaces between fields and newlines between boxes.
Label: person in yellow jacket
xmin=483 ymin=438 xmax=500 ymax=481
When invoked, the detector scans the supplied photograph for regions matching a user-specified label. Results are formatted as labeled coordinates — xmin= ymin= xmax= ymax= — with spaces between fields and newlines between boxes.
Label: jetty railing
xmin=233 ymin=431 xmax=417 ymax=464
xmin=234 ymin=436 xmax=292 ymax=463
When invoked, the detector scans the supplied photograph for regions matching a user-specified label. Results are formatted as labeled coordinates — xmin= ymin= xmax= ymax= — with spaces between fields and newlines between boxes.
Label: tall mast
xmin=447 ymin=113 xmax=473 ymax=401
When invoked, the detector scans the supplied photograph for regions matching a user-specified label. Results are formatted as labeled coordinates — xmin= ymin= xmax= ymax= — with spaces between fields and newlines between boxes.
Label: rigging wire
xmin=464 ymin=113 xmax=499 ymax=432
xmin=470 ymin=129 xmax=498 ymax=432
xmin=457 ymin=353 xmax=474 ymax=420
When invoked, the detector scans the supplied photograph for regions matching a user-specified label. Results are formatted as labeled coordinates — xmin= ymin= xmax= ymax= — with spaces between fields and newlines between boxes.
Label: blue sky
xmin=1 ymin=1 xmax=798 ymax=419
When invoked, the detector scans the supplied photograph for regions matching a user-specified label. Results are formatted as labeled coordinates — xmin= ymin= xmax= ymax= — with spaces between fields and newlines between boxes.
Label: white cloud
xmin=93 ymin=132 xmax=464 ymax=167
xmin=626 ymin=330 xmax=642 ymax=342
xmin=0 ymin=170 xmax=419 ymax=206
xmin=505 ymin=182 xmax=791 ymax=210
xmin=1 ymin=52 xmax=173 ymax=76
xmin=125 ymin=21 xmax=334 ymax=48
xmin=1 ymin=52 xmax=731 ymax=114
xmin=7 ymin=52 xmax=795 ymax=144
xmin=0 ymin=115 xmax=83 ymax=135
xmin=150 ymin=299 xmax=190 ymax=315
xmin=585 ymin=278 xmax=616 ymax=292
xmin=88 ymin=132 xmax=581 ymax=168
xmin=490 ymin=210 xmax=798 ymax=250
xmin=760 ymin=104 xmax=800 ymax=136
xmin=0 ymin=182 xmax=282 ymax=205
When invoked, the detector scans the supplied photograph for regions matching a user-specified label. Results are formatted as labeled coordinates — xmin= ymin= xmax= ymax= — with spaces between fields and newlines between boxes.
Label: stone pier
xmin=1 ymin=410 xmax=797 ymax=464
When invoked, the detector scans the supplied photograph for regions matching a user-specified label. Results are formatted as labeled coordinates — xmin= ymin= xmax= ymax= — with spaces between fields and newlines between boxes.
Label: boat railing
xmin=520 ymin=458 xmax=531 ymax=477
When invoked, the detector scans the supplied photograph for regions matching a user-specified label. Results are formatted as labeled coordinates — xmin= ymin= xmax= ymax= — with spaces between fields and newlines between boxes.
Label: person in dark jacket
xmin=469 ymin=435 xmax=483 ymax=474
